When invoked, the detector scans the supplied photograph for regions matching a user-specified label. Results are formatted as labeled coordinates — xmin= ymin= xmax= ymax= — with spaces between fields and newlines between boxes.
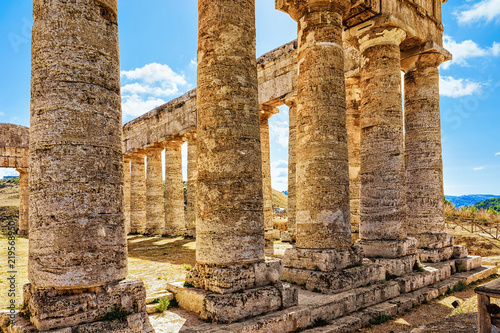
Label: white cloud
xmin=121 ymin=63 xmax=188 ymax=120
xmin=474 ymin=166 xmax=485 ymax=171
xmin=271 ymin=160 xmax=288 ymax=192
xmin=189 ymin=59 xmax=197 ymax=70
xmin=0 ymin=168 xmax=19 ymax=179
xmin=0 ymin=111 xmax=4 ymax=117
xmin=270 ymin=120 xmax=289 ymax=148
xmin=439 ymin=76 xmax=483 ymax=97
xmin=495 ymin=152 xmax=500 ymax=156
xmin=455 ymin=0 xmax=500 ymax=24
xmin=442 ymin=35 xmax=500 ymax=69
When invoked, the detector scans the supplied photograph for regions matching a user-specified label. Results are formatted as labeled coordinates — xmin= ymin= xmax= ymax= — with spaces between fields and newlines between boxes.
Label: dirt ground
xmin=1 ymin=225 xmax=500 ymax=332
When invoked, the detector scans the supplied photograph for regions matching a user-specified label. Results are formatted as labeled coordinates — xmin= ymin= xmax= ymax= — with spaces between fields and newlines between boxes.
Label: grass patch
xmin=182 ymin=263 xmax=193 ymax=271
xmin=413 ymin=261 xmax=424 ymax=272
xmin=368 ymin=313 xmax=392 ymax=326
xmin=102 ymin=306 xmax=129 ymax=322
xmin=155 ymin=297 xmax=170 ymax=313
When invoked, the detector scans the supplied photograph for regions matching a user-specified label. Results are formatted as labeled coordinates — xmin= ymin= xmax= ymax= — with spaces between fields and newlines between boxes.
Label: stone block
xmin=281 ymin=231 xmax=293 ymax=243
xmin=265 ymin=229 xmax=281 ymax=240
xmin=21 ymin=279 xmax=151 ymax=332
xmin=185 ymin=259 xmax=282 ymax=294
xmin=282 ymin=247 xmax=363 ymax=272
xmin=412 ymin=233 xmax=454 ymax=249
xmin=356 ymin=238 xmax=417 ymax=259
xmin=418 ymin=246 xmax=454 ymax=263
xmin=167 ymin=282 xmax=298 ymax=324
xmin=455 ymin=256 xmax=482 ymax=272
xmin=452 ymin=245 xmax=468 ymax=259
xmin=368 ymin=254 xmax=418 ymax=277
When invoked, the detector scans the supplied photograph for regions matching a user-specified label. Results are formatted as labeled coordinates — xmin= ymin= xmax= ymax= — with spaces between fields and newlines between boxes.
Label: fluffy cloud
xmin=439 ymin=76 xmax=483 ymax=98
xmin=270 ymin=120 xmax=289 ymax=148
xmin=0 ymin=168 xmax=18 ymax=179
xmin=121 ymin=63 xmax=188 ymax=120
xmin=455 ymin=0 xmax=500 ymax=24
xmin=495 ymin=152 xmax=500 ymax=156
xmin=474 ymin=166 xmax=485 ymax=171
xmin=271 ymin=160 xmax=288 ymax=192
xmin=442 ymin=35 xmax=500 ymax=69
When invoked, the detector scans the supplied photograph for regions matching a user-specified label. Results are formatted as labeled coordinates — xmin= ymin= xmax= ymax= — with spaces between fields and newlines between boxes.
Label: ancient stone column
xmin=164 ymin=140 xmax=185 ymax=236
xmin=130 ymin=152 xmax=147 ymax=234
xmin=17 ymin=169 xmax=29 ymax=236
xmin=260 ymin=105 xmax=278 ymax=235
xmin=123 ymin=156 xmax=131 ymax=235
xmin=146 ymin=146 xmax=165 ymax=235
xmin=286 ymin=97 xmax=297 ymax=238
xmin=355 ymin=27 xmax=417 ymax=266
xmin=402 ymin=49 xmax=456 ymax=262
xmin=346 ymin=75 xmax=361 ymax=234
xmin=185 ymin=133 xmax=197 ymax=237
xmin=174 ymin=0 xmax=297 ymax=323
xmin=25 ymin=0 xmax=151 ymax=330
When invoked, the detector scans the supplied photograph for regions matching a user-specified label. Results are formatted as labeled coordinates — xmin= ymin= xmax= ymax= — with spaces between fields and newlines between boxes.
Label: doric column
xmin=345 ymin=75 xmax=361 ymax=233
xmin=286 ymin=97 xmax=297 ymax=237
xmin=23 ymin=0 xmax=151 ymax=330
xmin=402 ymin=48 xmax=458 ymax=262
xmin=278 ymin=0 xmax=363 ymax=275
xmin=130 ymin=152 xmax=147 ymax=234
xmin=172 ymin=0 xmax=297 ymax=324
xmin=164 ymin=139 xmax=185 ymax=236
xmin=355 ymin=27 xmax=417 ymax=268
xmin=17 ymin=169 xmax=29 ymax=236
xmin=260 ymin=105 xmax=278 ymax=233
xmin=185 ymin=133 xmax=197 ymax=237
xmin=123 ymin=156 xmax=131 ymax=235
xmin=146 ymin=146 xmax=165 ymax=235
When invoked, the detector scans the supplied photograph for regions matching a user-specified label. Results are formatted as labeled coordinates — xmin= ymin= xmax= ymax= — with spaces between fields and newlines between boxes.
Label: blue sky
xmin=0 ymin=0 xmax=498 ymax=196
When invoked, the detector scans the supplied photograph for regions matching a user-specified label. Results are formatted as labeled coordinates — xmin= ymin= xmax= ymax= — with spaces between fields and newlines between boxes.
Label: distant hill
xmin=282 ymin=190 xmax=288 ymax=196
xmin=272 ymin=188 xmax=288 ymax=209
xmin=445 ymin=195 xmax=500 ymax=208
xmin=474 ymin=198 xmax=500 ymax=213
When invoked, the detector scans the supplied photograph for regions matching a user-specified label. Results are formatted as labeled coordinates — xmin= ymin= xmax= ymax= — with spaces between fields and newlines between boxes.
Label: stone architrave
xmin=17 ymin=169 xmax=29 ymax=236
xmin=164 ymin=139 xmax=185 ymax=236
xmin=277 ymin=0 xmax=364 ymax=277
xmin=401 ymin=47 xmax=462 ymax=262
xmin=168 ymin=0 xmax=297 ymax=324
xmin=123 ymin=156 xmax=131 ymax=234
xmin=186 ymin=133 xmax=197 ymax=237
xmin=130 ymin=152 xmax=147 ymax=234
xmin=17 ymin=0 xmax=152 ymax=331
xmin=146 ymin=146 xmax=165 ymax=235
xmin=354 ymin=27 xmax=417 ymax=272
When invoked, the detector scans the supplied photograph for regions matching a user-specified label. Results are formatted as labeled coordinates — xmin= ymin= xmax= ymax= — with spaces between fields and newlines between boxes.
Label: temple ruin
xmin=0 ymin=0 xmax=497 ymax=332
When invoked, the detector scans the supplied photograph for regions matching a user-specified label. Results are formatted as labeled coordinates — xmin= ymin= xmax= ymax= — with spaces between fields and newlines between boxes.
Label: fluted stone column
xmin=185 ymin=133 xmax=197 ymax=237
xmin=277 ymin=0 xmax=363 ymax=274
xmin=286 ymin=97 xmax=297 ymax=238
xmin=130 ymin=152 xmax=147 ymax=234
xmin=164 ymin=140 xmax=185 ymax=236
xmin=146 ymin=147 xmax=165 ymax=235
xmin=175 ymin=1 xmax=297 ymax=323
xmin=260 ymin=105 xmax=278 ymax=235
xmin=402 ymin=49 xmax=457 ymax=262
xmin=355 ymin=27 xmax=417 ymax=264
xmin=24 ymin=1 xmax=151 ymax=331
xmin=346 ymin=75 xmax=361 ymax=234
xmin=17 ymin=169 xmax=29 ymax=236
xmin=123 ymin=156 xmax=131 ymax=235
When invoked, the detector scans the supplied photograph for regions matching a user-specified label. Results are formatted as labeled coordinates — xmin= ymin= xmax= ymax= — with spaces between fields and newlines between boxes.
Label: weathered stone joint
xmin=282 ymin=247 xmax=363 ymax=272
xmin=356 ymin=238 xmax=417 ymax=259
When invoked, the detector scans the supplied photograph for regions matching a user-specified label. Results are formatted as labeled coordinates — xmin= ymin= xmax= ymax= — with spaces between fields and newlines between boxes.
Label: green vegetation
xmin=155 ymin=297 xmax=170 ymax=313
xmin=367 ymin=313 xmax=392 ymax=326
xmin=102 ymin=306 xmax=129 ymax=322
xmin=475 ymin=198 xmax=500 ymax=213
xmin=182 ymin=263 xmax=193 ymax=271
xmin=272 ymin=188 xmax=288 ymax=210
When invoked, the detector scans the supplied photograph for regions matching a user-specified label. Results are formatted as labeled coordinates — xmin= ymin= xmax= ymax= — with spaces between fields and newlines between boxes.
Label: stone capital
xmin=129 ymin=150 xmax=147 ymax=160
xmin=123 ymin=156 xmax=131 ymax=163
xmin=259 ymin=104 xmax=279 ymax=122
xmin=163 ymin=139 xmax=183 ymax=150
xmin=276 ymin=0 xmax=351 ymax=21
xmin=401 ymin=43 xmax=452 ymax=73
xmin=358 ymin=27 xmax=407 ymax=54
xmin=145 ymin=144 xmax=164 ymax=156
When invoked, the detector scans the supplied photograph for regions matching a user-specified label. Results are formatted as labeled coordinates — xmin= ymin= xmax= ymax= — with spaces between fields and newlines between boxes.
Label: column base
xmin=185 ymin=259 xmax=282 ymax=294
xmin=282 ymin=247 xmax=363 ymax=272
xmin=368 ymin=254 xmax=419 ymax=277
xmin=8 ymin=279 xmax=152 ymax=332
xmin=411 ymin=232 xmax=454 ymax=249
xmin=355 ymin=238 xmax=417 ymax=259
xmin=167 ymin=281 xmax=298 ymax=324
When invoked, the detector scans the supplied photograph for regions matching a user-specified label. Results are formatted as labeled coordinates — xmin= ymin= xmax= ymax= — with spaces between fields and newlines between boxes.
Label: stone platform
xmin=151 ymin=256 xmax=494 ymax=332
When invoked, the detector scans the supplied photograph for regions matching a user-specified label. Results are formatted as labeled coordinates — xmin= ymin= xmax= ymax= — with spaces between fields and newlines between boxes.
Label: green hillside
xmin=474 ymin=198 xmax=500 ymax=213
xmin=272 ymin=189 xmax=288 ymax=209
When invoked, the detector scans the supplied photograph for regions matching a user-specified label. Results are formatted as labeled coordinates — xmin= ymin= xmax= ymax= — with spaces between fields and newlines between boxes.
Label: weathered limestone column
xmin=285 ymin=97 xmax=297 ymax=241
xmin=185 ymin=133 xmax=197 ymax=237
xmin=346 ymin=75 xmax=361 ymax=234
xmin=355 ymin=27 xmax=417 ymax=273
xmin=277 ymin=0 xmax=363 ymax=277
xmin=21 ymin=0 xmax=151 ymax=331
xmin=146 ymin=146 xmax=165 ymax=235
xmin=130 ymin=152 xmax=147 ymax=234
xmin=260 ymin=105 xmax=279 ymax=240
xmin=164 ymin=140 xmax=185 ymax=236
xmin=16 ymin=169 xmax=29 ymax=236
xmin=123 ymin=156 xmax=131 ymax=235
xmin=170 ymin=0 xmax=297 ymax=324
xmin=402 ymin=48 xmax=462 ymax=262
